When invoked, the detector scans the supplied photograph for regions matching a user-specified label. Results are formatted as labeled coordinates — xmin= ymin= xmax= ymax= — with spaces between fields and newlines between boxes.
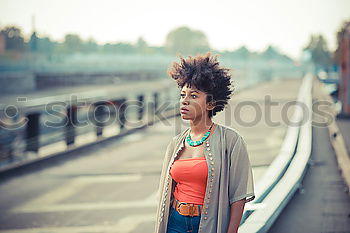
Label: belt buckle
xmin=177 ymin=202 xmax=185 ymax=215
xmin=188 ymin=203 xmax=194 ymax=217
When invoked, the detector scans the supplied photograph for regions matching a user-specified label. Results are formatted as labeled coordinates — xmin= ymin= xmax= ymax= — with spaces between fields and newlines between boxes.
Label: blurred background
xmin=0 ymin=0 xmax=349 ymax=232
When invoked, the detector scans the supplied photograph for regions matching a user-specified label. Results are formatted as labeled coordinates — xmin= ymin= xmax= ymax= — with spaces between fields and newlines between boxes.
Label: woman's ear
xmin=207 ymin=101 xmax=215 ymax=111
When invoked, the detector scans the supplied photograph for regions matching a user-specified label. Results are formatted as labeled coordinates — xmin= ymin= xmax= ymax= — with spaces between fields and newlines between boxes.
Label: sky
xmin=0 ymin=0 xmax=349 ymax=59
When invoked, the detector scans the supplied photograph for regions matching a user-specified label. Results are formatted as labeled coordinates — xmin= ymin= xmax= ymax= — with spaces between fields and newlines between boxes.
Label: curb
xmin=313 ymin=78 xmax=350 ymax=195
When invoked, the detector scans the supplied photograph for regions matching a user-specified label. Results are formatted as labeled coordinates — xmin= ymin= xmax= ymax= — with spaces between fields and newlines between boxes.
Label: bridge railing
xmin=239 ymin=74 xmax=313 ymax=232
xmin=0 ymin=79 xmax=180 ymax=173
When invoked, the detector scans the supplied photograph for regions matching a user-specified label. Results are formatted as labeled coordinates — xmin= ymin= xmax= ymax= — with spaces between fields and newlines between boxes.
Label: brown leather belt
xmin=172 ymin=199 xmax=203 ymax=217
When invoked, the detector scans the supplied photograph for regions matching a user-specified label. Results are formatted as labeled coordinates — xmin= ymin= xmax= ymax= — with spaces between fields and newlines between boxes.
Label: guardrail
xmin=239 ymin=73 xmax=313 ymax=232
xmin=0 ymin=80 xmax=180 ymax=175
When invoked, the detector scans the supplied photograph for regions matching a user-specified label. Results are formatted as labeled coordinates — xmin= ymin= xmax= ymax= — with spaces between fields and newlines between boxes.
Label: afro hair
xmin=167 ymin=52 xmax=234 ymax=118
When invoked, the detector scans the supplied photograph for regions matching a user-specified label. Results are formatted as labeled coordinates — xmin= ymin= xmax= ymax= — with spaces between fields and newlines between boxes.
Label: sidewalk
xmin=268 ymin=123 xmax=350 ymax=233
xmin=335 ymin=116 xmax=350 ymax=191
xmin=336 ymin=117 xmax=350 ymax=160
xmin=313 ymin=78 xmax=350 ymax=194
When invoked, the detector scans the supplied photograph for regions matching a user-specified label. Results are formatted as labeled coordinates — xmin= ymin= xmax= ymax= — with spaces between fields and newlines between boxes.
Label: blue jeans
xmin=166 ymin=206 xmax=201 ymax=233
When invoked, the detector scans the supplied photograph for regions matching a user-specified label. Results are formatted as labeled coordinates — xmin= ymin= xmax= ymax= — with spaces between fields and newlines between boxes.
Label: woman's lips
xmin=180 ymin=107 xmax=189 ymax=114
xmin=180 ymin=109 xmax=188 ymax=114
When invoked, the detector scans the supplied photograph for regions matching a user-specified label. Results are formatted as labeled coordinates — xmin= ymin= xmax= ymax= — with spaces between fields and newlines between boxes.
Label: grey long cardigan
xmin=154 ymin=123 xmax=255 ymax=233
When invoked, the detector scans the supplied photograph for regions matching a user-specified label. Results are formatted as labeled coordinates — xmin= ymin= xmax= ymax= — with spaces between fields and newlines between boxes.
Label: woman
xmin=154 ymin=52 xmax=255 ymax=233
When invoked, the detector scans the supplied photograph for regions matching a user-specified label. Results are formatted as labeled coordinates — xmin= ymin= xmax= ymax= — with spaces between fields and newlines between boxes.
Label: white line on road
xmin=11 ymin=174 xmax=144 ymax=213
xmin=0 ymin=213 xmax=156 ymax=233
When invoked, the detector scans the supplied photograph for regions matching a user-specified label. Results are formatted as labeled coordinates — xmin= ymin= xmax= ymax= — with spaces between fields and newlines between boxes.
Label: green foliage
xmin=164 ymin=26 xmax=210 ymax=56
xmin=0 ymin=24 xmax=296 ymax=74
xmin=102 ymin=42 xmax=135 ymax=54
xmin=303 ymin=34 xmax=332 ymax=71
xmin=29 ymin=32 xmax=38 ymax=52
xmin=63 ymin=34 xmax=82 ymax=53
xmin=0 ymin=26 xmax=25 ymax=51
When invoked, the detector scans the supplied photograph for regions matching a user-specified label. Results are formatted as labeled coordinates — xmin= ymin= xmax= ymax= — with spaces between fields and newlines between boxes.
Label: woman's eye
xmin=180 ymin=94 xmax=197 ymax=98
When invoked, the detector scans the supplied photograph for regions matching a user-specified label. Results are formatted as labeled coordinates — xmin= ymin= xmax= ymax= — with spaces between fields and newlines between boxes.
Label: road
xmin=0 ymin=77 xmax=303 ymax=232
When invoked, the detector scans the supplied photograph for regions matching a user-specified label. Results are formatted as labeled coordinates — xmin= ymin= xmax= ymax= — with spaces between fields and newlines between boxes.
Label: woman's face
xmin=179 ymin=84 xmax=214 ymax=121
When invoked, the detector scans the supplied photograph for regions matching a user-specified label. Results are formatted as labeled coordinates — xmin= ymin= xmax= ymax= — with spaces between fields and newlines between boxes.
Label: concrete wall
xmin=0 ymin=72 xmax=36 ymax=94
xmin=35 ymin=71 xmax=162 ymax=89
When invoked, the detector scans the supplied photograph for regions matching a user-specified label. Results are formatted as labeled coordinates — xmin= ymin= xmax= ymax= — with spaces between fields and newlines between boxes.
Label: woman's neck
xmin=189 ymin=117 xmax=214 ymax=138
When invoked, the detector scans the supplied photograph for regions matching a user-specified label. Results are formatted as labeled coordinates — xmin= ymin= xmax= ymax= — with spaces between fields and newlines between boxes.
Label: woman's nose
xmin=181 ymin=96 xmax=189 ymax=104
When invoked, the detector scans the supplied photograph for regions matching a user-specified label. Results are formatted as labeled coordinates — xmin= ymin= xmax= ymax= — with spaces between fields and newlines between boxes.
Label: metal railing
xmin=239 ymin=73 xmax=313 ymax=232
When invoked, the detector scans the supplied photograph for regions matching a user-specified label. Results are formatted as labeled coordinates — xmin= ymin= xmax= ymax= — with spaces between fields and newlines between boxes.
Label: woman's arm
xmin=226 ymin=198 xmax=246 ymax=233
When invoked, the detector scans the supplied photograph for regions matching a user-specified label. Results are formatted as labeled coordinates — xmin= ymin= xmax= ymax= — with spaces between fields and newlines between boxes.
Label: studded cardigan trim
xmin=154 ymin=123 xmax=256 ymax=233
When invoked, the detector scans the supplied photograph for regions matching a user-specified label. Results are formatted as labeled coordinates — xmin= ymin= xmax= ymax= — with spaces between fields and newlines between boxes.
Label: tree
xmin=0 ymin=26 xmax=25 ymax=51
xmin=164 ymin=26 xmax=210 ymax=55
xmin=260 ymin=45 xmax=293 ymax=63
xmin=63 ymin=34 xmax=82 ymax=53
xmin=82 ymin=38 xmax=99 ymax=53
xmin=304 ymin=34 xmax=332 ymax=72
xmin=102 ymin=42 xmax=135 ymax=54
xmin=334 ymin=20 xmax=350 ymax=65
xmin=29 ymin=32 xmax=38 ymax=52
xmin=261 ymin=46 xmax=279 ymax=59
xmin=136 ymin=36 xmax=150 ymax=54
xmin=234 ymin=46 xmax=250 ymax=60
xmin=38 ymin=37 xmax=55 ymax=54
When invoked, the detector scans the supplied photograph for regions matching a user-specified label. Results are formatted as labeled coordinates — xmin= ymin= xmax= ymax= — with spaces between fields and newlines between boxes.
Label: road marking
xmin=0 ymin=213 xmax=156 ymax=233
xmin=11 ymin=174 xmax=146 ymax=213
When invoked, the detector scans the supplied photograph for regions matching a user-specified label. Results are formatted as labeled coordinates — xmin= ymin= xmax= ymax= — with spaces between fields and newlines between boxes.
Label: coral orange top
xmin=170 ymin=157 xmax=208 ymax=205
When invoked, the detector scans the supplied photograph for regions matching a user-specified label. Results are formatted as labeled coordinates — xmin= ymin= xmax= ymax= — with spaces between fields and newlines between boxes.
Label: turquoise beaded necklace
xmin=186 ymin=122 xmax=215 ymax=147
